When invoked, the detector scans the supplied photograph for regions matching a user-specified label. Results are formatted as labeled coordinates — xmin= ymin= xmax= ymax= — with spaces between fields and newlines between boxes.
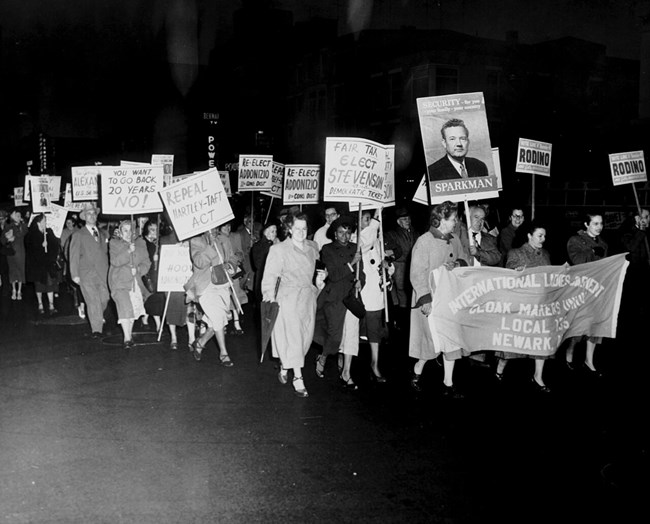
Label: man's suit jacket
xmin=427 ymin=156 xmax=489 ymax=181
xmin=68 ymin=226 xmax=109 ymax=286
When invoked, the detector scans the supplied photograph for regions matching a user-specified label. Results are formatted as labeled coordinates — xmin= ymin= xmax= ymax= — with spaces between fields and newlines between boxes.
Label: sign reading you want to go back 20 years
xmin=100 ymin=165 xmax=164 ymax=214
xmin=159 ymin=167 xmax=234 ymax=241
xmin=428 ymin=254 xmax=629 ymax=357
xmin=324 ymin=137 xmax=387 ymax=207
xmin=261 ymin=161 xmax=284 ymax=199
xmin=283 ymin=165 xmax=320 ymax=205
xmin=157 ymin=244 xmax=193 ymax=292
xmin=238 ymin=155 xmax=273 ymax=192
xmin=609 ymin=150 xmax=647 ymax=186
xmin=515 ymin=138 xmax=552 ymax=176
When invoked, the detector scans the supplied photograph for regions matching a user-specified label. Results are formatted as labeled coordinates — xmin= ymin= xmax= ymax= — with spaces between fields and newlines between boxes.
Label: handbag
xmin=211 ymin=263 xmax=229 ymax=285
xmin=342 ymin=288 xmax=366 ymax=319
xmin=141 ymin=273 xmax=155 ymax=293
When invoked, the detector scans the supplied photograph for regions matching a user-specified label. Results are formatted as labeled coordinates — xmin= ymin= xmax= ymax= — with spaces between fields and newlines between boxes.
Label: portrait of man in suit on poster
xmin=427 ymin=118 xmax=489 ymax=182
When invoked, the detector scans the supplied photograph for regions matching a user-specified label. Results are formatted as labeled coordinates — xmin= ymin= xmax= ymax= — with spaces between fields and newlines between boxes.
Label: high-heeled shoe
xmin=292 ymin=376 xmax=308 ymax=397
xmin=531 ymin=377 xmax=551 ymax=394
xmin=410 ymin=372 xmax=422 ymax=392
xmin=582 ymin=362 xmax=603 ymax=378
xmin=278 ymin=370 xmax=288 ymax=385
xmin=191 ymin=340 xmax=204 ymax=361
xmin=219 ymin=354 xmax=234 ymax=367
xmin=370 ymin=371 xmax=387 ymax=383
xmin=315 ymin=354 xmax=326 ymax=378
xmin=340 ymin=375 xmax=358 ymax=391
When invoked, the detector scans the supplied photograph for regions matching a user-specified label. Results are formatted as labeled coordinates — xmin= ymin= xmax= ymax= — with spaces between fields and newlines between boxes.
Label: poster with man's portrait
xmin=417 ymin=92 xmax=498 ymax=200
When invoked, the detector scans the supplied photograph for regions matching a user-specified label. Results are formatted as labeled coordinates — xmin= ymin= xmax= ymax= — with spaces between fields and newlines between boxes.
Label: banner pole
xmin=265 ymin=197 xmax=274 ymax=224
xmin=154 ymin=213 xmax=161 ymax=270
xmin=631 ymin=183 xmax=650 ymax=265
xmin=215 ymin=238 xmax=244 ymax=315
xmin=378 ymin=207 xmax=390 ymax=322
xmin=157 ymin=292 xmax=171 ymax=342
xmin=356 ymin=203 xmax=362 ymax=298
xmin=531 ymin=174 xmax=536 ymax=220
xmin=251 ymin=191 xmax=255 ymax=229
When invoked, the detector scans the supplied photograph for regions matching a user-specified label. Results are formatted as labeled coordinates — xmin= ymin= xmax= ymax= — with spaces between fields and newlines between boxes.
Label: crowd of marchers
xmin=1 ymin=202 xmax=649 ymax=399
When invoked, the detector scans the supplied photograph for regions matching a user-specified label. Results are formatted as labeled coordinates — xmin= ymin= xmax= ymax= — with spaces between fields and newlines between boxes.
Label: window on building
xmin=412 ymin=65 xmax=430 ymax=99
xmin=388 ymin=69 xmax=402 ymax=107
xmin=486 ymin=69 xmax=501 ymax=107
xmin=435 ymin=66 xmax=458 ymax=95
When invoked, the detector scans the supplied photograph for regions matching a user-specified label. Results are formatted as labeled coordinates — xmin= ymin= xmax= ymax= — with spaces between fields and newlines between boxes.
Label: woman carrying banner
xmin=564 ymin=212 xmax=608 ymax=376
xmin=217 ymin=221 xmax=248 ymax=335
xmin=141 ymin=219 xmax=162 ymax=331
xmin=108 ymin=221 xmax=151 ymax=348
xmin=2 ymin=208 xmax=28 ymax=300
xmin=185 ymin=228 xmax=234 ymax=365
xmin=261 ymin=213 xmax=323 ymax=397
xmin=409 ymin=201 xmax=468 ymax=398
xmin=497 ymin=220 xmax=552 ymax=392
xmin=25 ymin=214 xmax=61 ymax=314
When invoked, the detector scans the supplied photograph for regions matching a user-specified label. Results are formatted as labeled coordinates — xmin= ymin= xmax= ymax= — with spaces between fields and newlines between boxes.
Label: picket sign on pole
xmin=378 ymin=208 xmax=389 ymax=323
xmin=158 ymin=292 xmax=171 ymax=342
xmin=463 ymin=198 xmax=472 ymax=251
xmin=356 ymin=203 xmax=362 ymax=297
xmin=265 ymin=197 xmax=274 ymax=224
xmin=531 ymin=175 xmax=536 ymax=220
xmin=251 ymin=191 xmax=255 ymax=230
xmin=631 ymin=184 xmax=650 ymax=265
xmin=213 ymin=235 xmax=243 ymax=315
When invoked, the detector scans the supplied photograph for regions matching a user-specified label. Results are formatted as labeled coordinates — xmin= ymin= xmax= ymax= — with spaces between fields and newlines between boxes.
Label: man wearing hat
xmin=385 ymin=207 xmax=415 ymax=328
xmin=68 ymin=202 xmax=110 ymax=338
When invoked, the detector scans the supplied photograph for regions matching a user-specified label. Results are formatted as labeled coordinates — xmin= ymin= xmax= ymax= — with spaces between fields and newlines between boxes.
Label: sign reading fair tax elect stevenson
xmin=324 ymin=137 xmax=387 ymax=207
xmin=516 ymin=138 xmax=552 ymax=176
xmin=609 ymin=150 xmax=647 ymax=186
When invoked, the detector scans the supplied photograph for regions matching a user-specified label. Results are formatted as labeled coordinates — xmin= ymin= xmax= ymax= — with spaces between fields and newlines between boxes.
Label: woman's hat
xmin=395 ymin=207 xmax=410 ymax=218
xmin=79 ymin=202 xmax=101 ymax=221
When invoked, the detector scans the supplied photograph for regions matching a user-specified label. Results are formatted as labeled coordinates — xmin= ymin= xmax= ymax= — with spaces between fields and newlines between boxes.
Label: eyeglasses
xmin=512 ymin=214 xmax=524 ymax=219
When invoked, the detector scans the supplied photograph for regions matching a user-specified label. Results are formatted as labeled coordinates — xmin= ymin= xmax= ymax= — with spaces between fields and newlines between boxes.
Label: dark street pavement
xmin=1 ymin=285 xmax=648 ymax=523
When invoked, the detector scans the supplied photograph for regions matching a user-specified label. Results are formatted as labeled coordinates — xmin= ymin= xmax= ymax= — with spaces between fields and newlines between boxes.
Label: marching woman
xmin=142 ymin=219 xmax=163 ymax=331
xmin=496 ymin=220 xmax=553 ymax=392
xmin=24 ymin=214 xmax=61 ymax=315
xmin=261 ymin=213 xmax=323 ymax=398
xmin=251 ymin=221 xmax=280 ymax=304
xmin=108 ymin=221 xmax=151 ymax=348
xmin=313 ymin=216 xmax=361 ymax=387
xmin=217 ymin=221 xmax=248 ymax=335
xmin=2 ymin=208 xmax=28 ymax=300
xmin=185 ymin=228 xmax=234 ymax=365
xmin=564 ymin=212 xmax=608 ymax=376
xmin=409 ymin=201 xmax=468 ymax=398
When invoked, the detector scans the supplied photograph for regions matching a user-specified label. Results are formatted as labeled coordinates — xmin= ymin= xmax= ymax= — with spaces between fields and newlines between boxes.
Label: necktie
xmin=460 ymin=163 xmax=468 ymax=178
xmin=92 ymin=228 xmax=99 ymax=241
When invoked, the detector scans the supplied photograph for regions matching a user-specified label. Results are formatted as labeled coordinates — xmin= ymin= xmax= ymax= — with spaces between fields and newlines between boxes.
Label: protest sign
xmin=492 ymin=148 xmax=503 ymax=190
xmin=262 ymin=162 xmax=284 ymax=199
xmin=608 ymin=151 xmax=647 ymax=186
xmin=63 ymin=183 xmax=88 ymax=211
xmin=23 ymin=175 xmax=61 ymax=202
xmin=13 ymin=187 xmax=25 ymax=207
xmin=159 ymin=167 xmax=234 ymax=241
xmin=71 ymin=166 xmax=100 ymax=200
xmin=100 ymin=166 xmax=164 ymax=215
xmin=30 ymin=177 xmax=51 ymax=213
xmin=283 ymin=165 xmax=320 ymax=205
xmin=157 ymin=245 xmax=193 ymax=292
xmin=218 ymin=170 xmax=232 ymax=197
xmin=46 ymin=203 xmax=68 ymax=238
xmin=383 ymin=145 xmax=395 ymax=208
xmin=238 ymin=155 xmax=273 ymax=192
xmin=516 ymin=138 xmax=552 ymax=176
xmin=428 ymin=254 xmax=628 ymax=357
xmin=121 ymin=160 xmax=150 ymax=166
xmin=412 ymin=173 xmax=499 ymax=206
xmin=152 ymin=154 xmax=174 ymax=187
xmin=324 ymin=137 xmax=387 ymax=207
xmin=417 ymin=92 xmax=497 ymax=200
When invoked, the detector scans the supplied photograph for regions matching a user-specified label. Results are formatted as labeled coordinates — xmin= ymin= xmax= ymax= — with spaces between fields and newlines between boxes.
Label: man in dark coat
xmin=427 ymin=118 xmax=489 ymax=181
